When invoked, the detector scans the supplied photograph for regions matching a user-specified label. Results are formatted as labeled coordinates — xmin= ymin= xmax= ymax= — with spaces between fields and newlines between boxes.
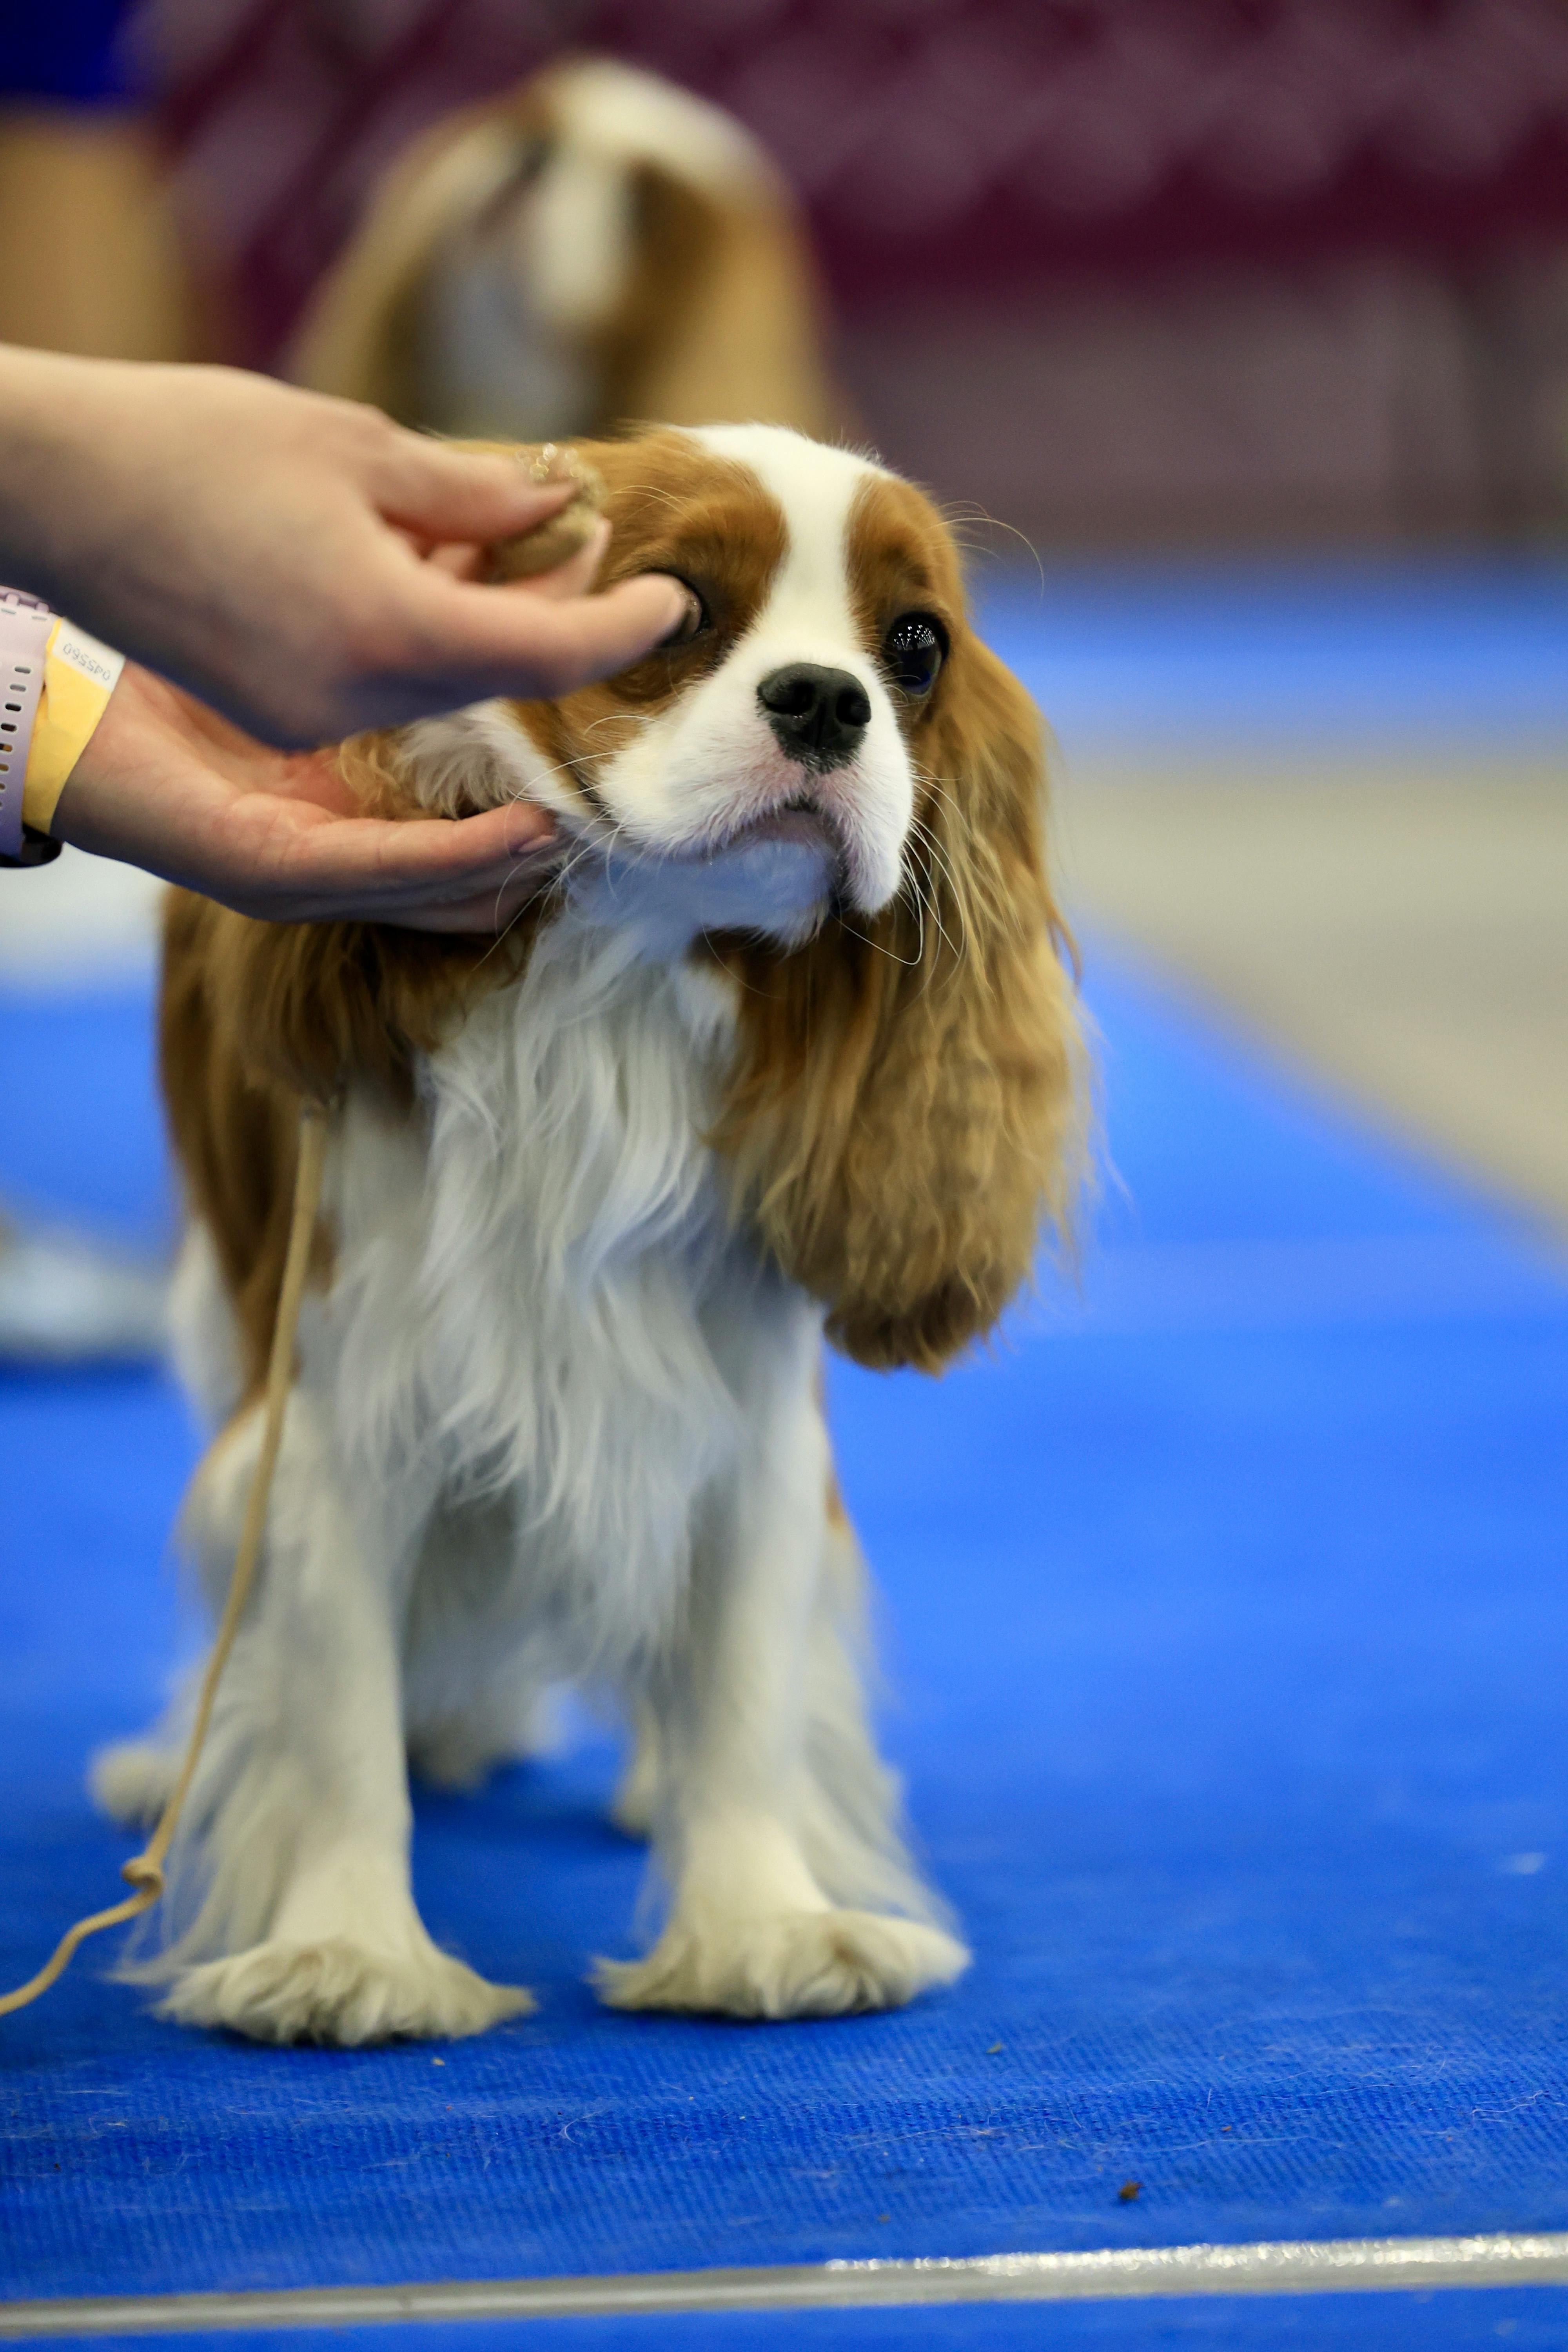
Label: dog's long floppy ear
xmin=287 ymin=108 xmax=539 ymax=421
xmin=603 ymin=157 xmax=838 ymax=440
xmin=711 ymin=637 xmax=1084 ymax=1376
xmin=159 ymin=887 xmax=529 ymax=1396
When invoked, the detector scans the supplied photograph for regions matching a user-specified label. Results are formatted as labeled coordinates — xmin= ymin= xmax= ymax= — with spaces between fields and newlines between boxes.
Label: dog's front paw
xmin=89 ymin=1737 xmax=179 ymax=1829
xmin=161 ymin=1937 xmax=533 ymax=2046
xmin=596 ymin=1910 xmax=968 ymax=2020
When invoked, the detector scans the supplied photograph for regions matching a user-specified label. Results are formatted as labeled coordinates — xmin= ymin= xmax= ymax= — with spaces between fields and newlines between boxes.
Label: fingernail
xmin=653 ymin=578 xmax=701 ymax=646
xmin=518 ymin=442 xmax=572 ymax=485
xmin=504 ymin=806 xmax=560 ymax=856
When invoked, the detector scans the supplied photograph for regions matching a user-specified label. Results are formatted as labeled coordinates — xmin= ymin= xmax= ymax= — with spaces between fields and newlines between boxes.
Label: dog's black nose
xmin=757 ymin=664 xmax=871 ymax=766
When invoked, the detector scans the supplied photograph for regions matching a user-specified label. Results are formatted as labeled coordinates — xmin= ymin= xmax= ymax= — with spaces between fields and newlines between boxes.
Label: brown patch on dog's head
xmin=502 ymin=429 xmax=789 ymax=813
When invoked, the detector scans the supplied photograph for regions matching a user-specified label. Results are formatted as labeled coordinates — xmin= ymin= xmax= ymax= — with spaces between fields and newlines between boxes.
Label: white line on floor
xmin=6 ymin=2232 xmax=1568 ymax=2334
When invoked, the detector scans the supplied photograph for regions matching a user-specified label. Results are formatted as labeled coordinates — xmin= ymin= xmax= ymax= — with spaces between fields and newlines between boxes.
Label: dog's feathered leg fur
xmin=599 ymin=1284 xmax=967 ymax=2018
xmin=123 ymin=1387 xmax=532 ymax=2045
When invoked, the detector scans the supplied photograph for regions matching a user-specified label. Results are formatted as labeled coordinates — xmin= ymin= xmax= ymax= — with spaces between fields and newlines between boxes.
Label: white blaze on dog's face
xmin=474 ymin=426 xmax=963 ymax=950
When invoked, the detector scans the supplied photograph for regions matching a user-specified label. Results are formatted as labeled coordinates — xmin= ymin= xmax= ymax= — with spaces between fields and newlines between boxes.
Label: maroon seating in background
xmin=142 ymin=0 xmax=1568 ymax=544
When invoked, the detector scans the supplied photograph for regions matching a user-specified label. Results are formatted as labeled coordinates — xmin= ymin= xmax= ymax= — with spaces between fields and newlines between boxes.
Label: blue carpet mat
xmin=30 ymin=2289 xmax=1568 ymax=2352
xmin=977 ymin=553 xmax=1568 ymax=755
xmin=3 ymin=938 xmax=1568 ymax=2319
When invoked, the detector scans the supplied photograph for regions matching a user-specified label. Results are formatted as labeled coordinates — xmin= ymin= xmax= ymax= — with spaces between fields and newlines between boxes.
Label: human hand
xmin=53 ymin=662 xmax=564 ymax=931
xmin=0 ymin=348 xmax=684 ymax=746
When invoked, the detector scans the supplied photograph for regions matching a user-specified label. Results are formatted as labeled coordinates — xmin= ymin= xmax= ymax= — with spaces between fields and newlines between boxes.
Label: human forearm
xmin=0 ymin=348 xmax=682 ymax=746
xmin=0 ymin=347 xmax=114 ymax=605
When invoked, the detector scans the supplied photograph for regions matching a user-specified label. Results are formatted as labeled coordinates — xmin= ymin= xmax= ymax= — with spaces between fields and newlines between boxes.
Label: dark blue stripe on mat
xmin=3 ymin=945 xmax=1568 ymax=2306
xmin=977 ymin=553 xmax=1568 ymax=753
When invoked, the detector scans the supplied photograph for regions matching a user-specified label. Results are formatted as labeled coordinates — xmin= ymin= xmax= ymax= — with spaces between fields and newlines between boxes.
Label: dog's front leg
xmin=599 ymin=1292 xmax=967 ymax=2020
xmin=152 ymin=1394 xmax=531 ymax=2046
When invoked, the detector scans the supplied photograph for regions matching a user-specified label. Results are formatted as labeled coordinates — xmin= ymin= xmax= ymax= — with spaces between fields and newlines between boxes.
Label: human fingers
xmin=368 ymin=426 xmax=579 ymax=544
xmin=54 ymin=669 xmax=567 ymax=924
xmin=424 ymin=542 xmax=486 ymax=579
xmin=512 ymin=517 xmax=612 ymax=602
xmin=54 ymin=759 xmax=561 ymax=924
xmin=256 ymin=746 xmax=560 ymax=864
xmin=384 ymin=864 xmax=566 ymax=934
xmin=217 ymin=799 xmax=568 ymax=924
xmin=354 ymin=570 xmax=686 ymax=722
xmin=420 ymin=515 xmax=608 ymax=594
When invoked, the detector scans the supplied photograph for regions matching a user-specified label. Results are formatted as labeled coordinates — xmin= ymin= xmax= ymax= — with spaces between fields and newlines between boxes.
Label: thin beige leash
xmin=0 ymin=1101 xmax=330 ymax=2020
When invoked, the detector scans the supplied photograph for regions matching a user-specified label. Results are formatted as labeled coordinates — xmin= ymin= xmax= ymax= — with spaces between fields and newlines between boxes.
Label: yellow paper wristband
xmin=22 ymin=618 xmax=125 ymax=834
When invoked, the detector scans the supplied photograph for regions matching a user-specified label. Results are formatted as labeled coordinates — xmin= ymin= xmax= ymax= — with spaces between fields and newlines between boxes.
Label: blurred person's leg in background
xmin=0 ymin=0 xmax=189 ymax=1362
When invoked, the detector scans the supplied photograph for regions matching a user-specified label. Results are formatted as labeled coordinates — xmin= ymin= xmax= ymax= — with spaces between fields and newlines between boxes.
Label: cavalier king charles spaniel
xmin=93 ymin=423 xmax=1082 ymax=2045
xmin=290 ymin=60 xmax=836 ymax=449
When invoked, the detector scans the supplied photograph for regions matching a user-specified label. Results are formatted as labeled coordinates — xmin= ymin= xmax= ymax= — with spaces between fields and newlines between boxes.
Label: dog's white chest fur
xmin=333 ymin=916 xmax=767 ymax=1662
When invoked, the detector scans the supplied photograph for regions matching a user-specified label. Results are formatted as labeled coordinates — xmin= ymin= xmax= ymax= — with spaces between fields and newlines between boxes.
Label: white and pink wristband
xmin=0 ymin=590 xmax=125 ymax=867
xmin=0 ymin=590 xmax=55 ymax=866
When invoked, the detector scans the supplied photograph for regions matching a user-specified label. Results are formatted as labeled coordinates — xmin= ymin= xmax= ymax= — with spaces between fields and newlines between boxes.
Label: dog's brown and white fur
xmin=289 ymin=60 xmax=836 ymax=444
xmin=93 ymin=425 xmax=1081 ymax=2046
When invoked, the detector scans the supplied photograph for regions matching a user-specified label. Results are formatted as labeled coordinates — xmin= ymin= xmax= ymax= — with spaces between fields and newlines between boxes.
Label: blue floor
xmin=3 ymin=926 xmax=1568 ymax=2330
xmin=978 ymin=552 xmax=1568 ymax=757
xmin=27 ymin=2291 xmax=1568 ymax=2352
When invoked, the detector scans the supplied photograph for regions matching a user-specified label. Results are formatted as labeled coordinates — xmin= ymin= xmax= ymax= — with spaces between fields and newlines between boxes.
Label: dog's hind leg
xmin=91 ymin=1691 xmax=195 ymax=1831
xmin=91 ymin=1222 xmax=240 ymax=1832
xmin=138 ymin=1396 xmax=532 ymax=2046
xmin=597 ymin=1290 xmax=967 ymax=2021
xmin=609 ymin=1702 xmax=662 ymax=1839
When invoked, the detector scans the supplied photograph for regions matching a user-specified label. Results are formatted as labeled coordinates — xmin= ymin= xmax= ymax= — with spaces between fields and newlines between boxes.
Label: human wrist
xmin=0 ymin=582 xmax=125 ymax=861
xmin=0 ymin=347 xmax=128 ymax=607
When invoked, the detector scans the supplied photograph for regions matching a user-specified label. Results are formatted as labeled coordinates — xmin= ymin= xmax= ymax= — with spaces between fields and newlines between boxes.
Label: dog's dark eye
xmin=882 ymin=612 xmax=947 ymax=695
xmin=659 ymin=580 xmax=711 ymax=650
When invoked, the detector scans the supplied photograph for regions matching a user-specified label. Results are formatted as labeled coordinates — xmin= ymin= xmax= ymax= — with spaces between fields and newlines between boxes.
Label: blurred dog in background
xmin=289 ymin=58 xmax=838 ymax=446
